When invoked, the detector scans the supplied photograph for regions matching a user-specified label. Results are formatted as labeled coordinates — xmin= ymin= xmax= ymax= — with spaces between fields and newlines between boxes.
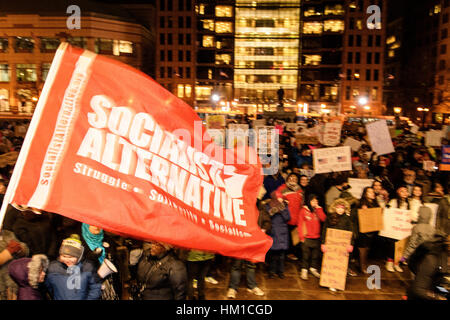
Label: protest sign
xmin=226 ymin=124 xmax=249 ymax=149
xmin=313 ymin=146 xmax=352 ymax=174
xmin=425 ymin=130 xmax=444 ymax=147
xmin=320 ymin=228 xmax=352 ymax=291
xmin=285 ymin=123 xmax=297 ymax=132
xmin=253 ymin=119 xmax=266 ymax=128
xmin=206 ymin=114 xmax=226 ymax=129
xmin=296 ymin=135 xmax=319 ymax=145
xmin=255 ymin=126 xmax=276 ymax=154
xmin=0 ymin=43 xmax=272 ymax=262
xmin=423 ymin=160 xmax=436 ymax=172
xmin=322 ymin=122 xmax=342 ymax=147
xmin=357 ymin=207 xmax=383 ymax=233
xmin=366 ymin=120 xmax=395 ymax=155
xmin=379 ymin=208 xmax=413 ymax=240
xmin=440 ymin=145 xmax=450 ymax=171
xmin=299 ymin=169 xmax=315 ymax=179
xmin=348 ymin=178 xmax=374 ymax=199
xmin=343 ymin=137 xmax=363 ymax=152
xmin=410 ymin=124 xmax=419 ymax=134
xmin=394 ymin=237 xmax=409 ymax=265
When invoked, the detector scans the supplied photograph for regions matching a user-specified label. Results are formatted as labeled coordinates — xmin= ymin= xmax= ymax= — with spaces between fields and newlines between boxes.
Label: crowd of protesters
xmin=0 ymin=116 xmax=448 ymax=300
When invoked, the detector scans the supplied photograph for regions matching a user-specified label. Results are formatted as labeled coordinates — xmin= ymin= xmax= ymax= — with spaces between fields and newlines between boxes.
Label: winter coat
xmin=404 ymin=207 xmax=436 ymax=260
xmin=186 ymin=250 xmax=214 ymax=262
xmin=2 ymin=206 xmax=58 ymax=259
xmin=321 ymin=213 xmax=354 ymax=245
xmin=436 ymin=195 xmax=449 ymax=235
xmin=136 ymin=250 xmax=187 ymax=300
xmin=266 ymin=203 xmax=290 ymax=251
xmin=297 ymin=206 xmax=326 ymax=241
xmin=257 ymin=204 xmax=272 ymax=234
xmin=262 ymin=174 xmax=285 ymax=200
xmin=275 ymin=184 xmax=303 ymax=225
xmin=407 ymin=234 xmax=448 ymax=300
xmin=45 ymin=260 xmax=102 ymax=300
xmin=0 ymin=230 xmax=29 ymax=300
xmin=8 ymin=258 xmax=42 ymax=300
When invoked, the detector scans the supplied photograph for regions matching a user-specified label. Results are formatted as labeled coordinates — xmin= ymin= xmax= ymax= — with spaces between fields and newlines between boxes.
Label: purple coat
xmin=8 ymin=258 xmax=43 ymax=300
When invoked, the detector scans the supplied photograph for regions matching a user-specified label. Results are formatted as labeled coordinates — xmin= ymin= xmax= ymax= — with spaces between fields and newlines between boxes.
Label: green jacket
xmin=186 ymin=250 xmax=215 ymax=262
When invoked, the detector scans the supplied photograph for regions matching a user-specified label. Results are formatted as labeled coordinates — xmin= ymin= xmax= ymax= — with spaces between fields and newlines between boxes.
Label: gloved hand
xmin=346 ymin=245 xmax=353 ymax=253
xmin=6 ymin=240 xmax=23 ymax=255
xmin=321 ymin=244 xmax=327 ymax=253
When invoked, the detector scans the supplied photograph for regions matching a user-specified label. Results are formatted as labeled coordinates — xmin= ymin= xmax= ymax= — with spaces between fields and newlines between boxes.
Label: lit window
xmin=208 ymin=69 xmax=213 ymax=79
xmin=202 ymin=20 xmax=214 ymax=31
xmin=303 ymin=22 xmax=322 ymax=34
xmin=202 ymin=36 xmax=214 ymax=47
xmin=42 ymin=63 xmax=51 ymax=81
xmin=0 ymin=88 xmax=9 ymax=112
xmin=95 ymin=39 xmax=113 ymax=54
xmin=215 ymin=22 xmax=232 ymax=33
xmin=195 ymin=86 xmax=213 ymax=99
xmin=0 ymin=38 xmax=8 ymax=52
xmin=304 ymin=55 xmax=321 ymax=66
xmin=16 ymin=64 xmax=37 ymax=82
xmin=324 ymin=20 xmax=345 ymax=32
xmin=356 ymin=20 xmax=363 ymax=30
xmin=14 ymin=37 xmax=34 ymax=53
xmin=386 ymin=36 xmax=396 ymax=45
xmin=185 ymin=85 xmax=192 ymax=98
xmin=199 ymin=4 xmax=205 ymax=15
xmin=216 ymin=6 xmax=233 ymax=17
xmin=324 ymin=5 xmax=345 ymax=15
xmin=0 ymin=64 xmax=10 ymax=82
xmin=216 ymin=54 xmax=231 ymax=65
xmin=40 ymin=38 xmax=60 ymax=52
xmin=177 ymin=84 xmax=184 ymax=98
xmin=304 ymin=8 xmax=320 ymax=17
xmin=113 ymin=40 xmax=134 ymax=56
xmin=352 ymin=88 xmax=359 ymax=97
xmin=68 ymin=37 xmax=86 ymax=49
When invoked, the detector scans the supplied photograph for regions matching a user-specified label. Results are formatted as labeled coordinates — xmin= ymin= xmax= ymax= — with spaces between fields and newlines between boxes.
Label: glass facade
xmin=234 ymin=0 xmax=301 ymax=102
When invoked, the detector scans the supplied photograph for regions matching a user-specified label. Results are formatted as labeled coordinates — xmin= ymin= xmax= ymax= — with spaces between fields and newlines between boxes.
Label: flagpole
xmin=0 ymin=43 xmax=68 ymax=229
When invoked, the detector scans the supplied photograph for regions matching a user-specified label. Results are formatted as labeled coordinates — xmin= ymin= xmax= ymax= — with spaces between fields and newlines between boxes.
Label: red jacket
xmin=297 ymin=206 xmax=326 ymax=241
xmin=275 ymin=184 xmax=303 ymax=226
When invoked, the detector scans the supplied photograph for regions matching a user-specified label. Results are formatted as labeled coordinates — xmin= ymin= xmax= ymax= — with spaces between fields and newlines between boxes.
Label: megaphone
xmin=97 ymin=259 xmax=118 ymax=279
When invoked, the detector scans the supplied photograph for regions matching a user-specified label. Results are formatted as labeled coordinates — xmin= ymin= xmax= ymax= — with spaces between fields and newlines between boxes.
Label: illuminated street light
xmin=358 ymin=97 xmax=368 ymax=105
xmin=32 ymin=96 xmax=38 ymax=102
xmin=394 ymin=107 xmax=402 ymax=114
xmin=423 ymin=108 xmax=429 ymax=112
xmin=364 ymin=105 xmax=371 ymax=111
xmin=417 ymin=107 xmax=423 ymax=112
xmin=320 ymin=104 xmax=326 ymax=109
xmin=211 ymin=94 xmax=220 ymax=102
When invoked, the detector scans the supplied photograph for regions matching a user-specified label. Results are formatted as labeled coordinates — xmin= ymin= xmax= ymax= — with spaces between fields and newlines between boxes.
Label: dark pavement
xmin=202 ymin=258 xmax=412 ymax=300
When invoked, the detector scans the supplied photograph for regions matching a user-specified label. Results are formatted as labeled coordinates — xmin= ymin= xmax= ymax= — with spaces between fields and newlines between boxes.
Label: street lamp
xmin=394 ymin=107 xmax=402 ymax=114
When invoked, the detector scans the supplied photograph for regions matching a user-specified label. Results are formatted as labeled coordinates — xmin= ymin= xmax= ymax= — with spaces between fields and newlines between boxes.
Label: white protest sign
xmin=343 ymin=137 xmax=364 ymax=152
xmin=348 ymin=178 xmax=374 ymax=199
xmin=410 ymin=124 xmax=419 ymax=134
xmin=425 ymin=130 xmax=444 ymax=147
xmin=323 ymin=122 xmax=343 ymax=147
xmin=206 ymin=129 xmax=225 ymax=147
xmin=379 ymin=208 xmax=413 ymax=240
xmin=226 ymin=124 xmax=249 ymax=148
xmin=366 ymin=120 xmax=395 ymax=155
xmin=313 ymin=146 xmax=352 ymax=174
xmin=253 ymin=119 xmax=266 ymax=128
xmin=423 ymin=160 xmax=436 ymax=172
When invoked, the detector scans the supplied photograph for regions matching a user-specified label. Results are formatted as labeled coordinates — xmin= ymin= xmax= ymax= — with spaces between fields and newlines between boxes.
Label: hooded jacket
xmin=45 ymin=260 xmax=102 ymax=300
xmin=404 ymin=206 xmax=436 ymax=260
xmin=297 ymin=206 xmax=326 ymax=241
xmin=8 ymin=256 xmax=47 ymax=300
xmin=275 ymin=183 xmax=303 ymax=226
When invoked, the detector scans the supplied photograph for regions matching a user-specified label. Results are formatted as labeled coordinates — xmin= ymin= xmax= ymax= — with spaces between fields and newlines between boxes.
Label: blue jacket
xmin=266 ymin=204 xmax=291 ymax=251
xmin=293 ymin=151 xmax=312 ymax=168
xmin=45 ymin=260 xmax=102 ymax=300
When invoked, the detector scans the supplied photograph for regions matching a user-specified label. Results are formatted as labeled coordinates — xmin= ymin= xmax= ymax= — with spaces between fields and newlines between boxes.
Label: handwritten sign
xmin=379 ymin=208 xmax=413 ymax=240
xmin=348 ymin=178 xmax=374 ymax=199
xmin=323 ymin=122 xmax=342 ymax=147
xmin=357 ymin=207 xmax=383 ymax=233
xmin=425 ymin=130 xmax=444 ymax=147
xmin=366 ymin=120 xmax=395 ymax=155
xmin=313 ymin=146 xmax=352 ymax=174
xmin=320 ymin=229 xmax=353 ymax=291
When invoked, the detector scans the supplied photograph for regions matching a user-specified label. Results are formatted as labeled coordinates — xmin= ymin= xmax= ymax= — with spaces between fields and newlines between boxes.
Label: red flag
xmin=0 ymin=44 xmax=272 ymax=262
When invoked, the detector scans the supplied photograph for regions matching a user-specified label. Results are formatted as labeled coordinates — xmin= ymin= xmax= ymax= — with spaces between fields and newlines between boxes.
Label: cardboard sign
xmin=343 ymin=137 xmax=363 ymax=152
xmin=394 ymin=237 xmax=409 ymax=265
xmin=440 ymin=145 xmax=450 ymax=171
xmin=206 ymin=114 xmax=226 ymax=129
xmin=425 ymin=130 xmax=444 ymax=147
xmin=379 ymin=208 xmax=413 ymax=240
xmin=366 ymin=120 xmax=395 ymax=155
xmin=323 ymin=122 xmax=342 ymax=147
xmin=423 ymin=160 xmax=436 ymax=172
xmin=313 ymin=146 xmax=352 ymax=174
xmin=348 ymin=178 xmax=374 ymax=199
xmin=357 ymin=207 xmax=383 ymax=233
xmin=296 ymin=135 xmax=319 ymax=145
xmin=320 ymin=228 xmax=353 ymax=291
xmin=291 ymin=227 xmax=300 ymax=246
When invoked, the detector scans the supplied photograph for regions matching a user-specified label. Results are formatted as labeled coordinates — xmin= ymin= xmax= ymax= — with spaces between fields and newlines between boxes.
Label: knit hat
xmin=59 ymin=234 xmax=84 ymax=261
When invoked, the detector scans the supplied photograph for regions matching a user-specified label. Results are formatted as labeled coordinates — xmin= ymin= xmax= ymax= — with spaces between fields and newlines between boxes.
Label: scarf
xmin=285 ymin=182 xmax=301 ymax=192
xmin=82 ymin=223 xmax=105 ymax=264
